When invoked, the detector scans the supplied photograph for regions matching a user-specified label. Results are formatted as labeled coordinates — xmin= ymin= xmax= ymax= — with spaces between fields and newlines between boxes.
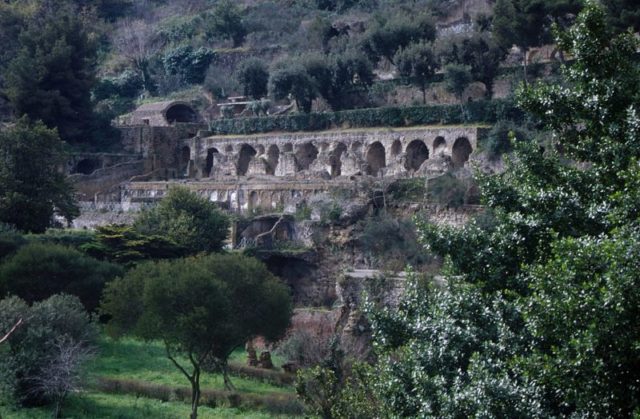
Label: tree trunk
xmin=522 ymin=48 xmax=529 ymax=86
xmin=422 ymin=87 xmax=426 ymax=104
xmin=221 ymin=362 xmax=236 ymax=392
xmin=190 ymin=371 xmax=200 ymax=419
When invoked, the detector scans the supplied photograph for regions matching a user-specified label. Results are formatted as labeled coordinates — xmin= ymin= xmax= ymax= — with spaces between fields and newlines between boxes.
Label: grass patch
xmin=90 ymin=337 xmax=293 ymax=396
xmin=0 ymin=391 xmax=288 ymax=418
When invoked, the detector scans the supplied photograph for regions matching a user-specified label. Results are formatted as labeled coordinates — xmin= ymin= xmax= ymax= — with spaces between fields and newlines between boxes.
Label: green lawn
xmin=1 ymin=336 xmax=300 ymax=418
xmin=91 ymin=337 xmax=292 ymax=395
xmin=0 ymin=392 xmax=285 ymax=419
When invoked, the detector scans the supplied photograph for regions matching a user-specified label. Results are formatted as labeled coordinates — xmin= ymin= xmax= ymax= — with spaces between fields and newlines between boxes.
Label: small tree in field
xmin=394 ymin=41 xmax=438 ymax=104
xmin=101 ymin=254 xmax=292 ymax=419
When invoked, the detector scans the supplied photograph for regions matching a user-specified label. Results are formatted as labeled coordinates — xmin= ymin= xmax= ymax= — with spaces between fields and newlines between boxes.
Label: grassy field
xmin=0 ymin=336 xmax=301 ymax=418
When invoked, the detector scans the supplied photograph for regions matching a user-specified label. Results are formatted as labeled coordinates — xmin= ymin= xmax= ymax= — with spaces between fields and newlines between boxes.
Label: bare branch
xmin=0 ymin=318 xmax=22 ymax=345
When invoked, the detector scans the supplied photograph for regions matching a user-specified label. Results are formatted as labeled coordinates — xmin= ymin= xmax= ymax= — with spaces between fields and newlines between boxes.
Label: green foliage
xmin=0 ymin=223 xmax=26 ymax=260
xmin=204 ymin=0 xmax=247 ymax=47
xmin=360 ymin=12 xmax=436 ymax=64
xmin=269 ymin=63 xmax=317 ymax=113
xmin=482 ymin=119 xmax=533 ymax=159
xmin=236 ymin=58 xmax=269 ymax=99
xmin=355 ymin=3 xmax=640 ymax=417
xmin=163 ymin=45 xmax=215 ymax=85
xmin=101 ymin=253 xmax=292 ymax=417
xmin=436 ymin=31 xmax=506 ymax=98
xmin=93 ymin=70 xmax=143 ymax=101
xmin=133 ymin=187 xmax=230 ymax=255
xmin=0 ymin=119 xmax=79 ymax=233
xmin=0 ymin=294 xmax=97 ymax=406
xmin=81 ymin=224 xmax=186 ymax=265
xmin=3 ymin=9 xmax=97 ymax=144
xmin=360 ymin=213 xmax=429 ymax=271
xmin=394 ymin=41 xmax=437 ymax=103
xmin=443 ymin=63 xmax=472 ymax=103
xmin=427 ymin=172 xmax=480 ymax=207
xmin=0 ymin=242 xmax=123 ymax=312
xmin=207 ymin=99 xmax=523 ymax=135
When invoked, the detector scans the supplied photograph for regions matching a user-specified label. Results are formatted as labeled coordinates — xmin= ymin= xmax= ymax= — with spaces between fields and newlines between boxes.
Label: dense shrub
xmin=0 ymin=243 xmax=123 ymax=312
xmin=133 ymin=186 xmax=230 ymax=255
xmin=163 ymin=45 xmax=215 ymax=85
xmin=426 ymin=172 xmax=480 ymax=208
xmin=0 ymin=294 xmax=97 ymax=407
xmin=0 ymin=223 xmax=25 ymax=260
xmin=206 ymin=100 xmax=523 ymax=135
xmin=25 ymin=229 xmax=95 ymax=249
xmin=483 ymin=119 xmax=533 ymax=159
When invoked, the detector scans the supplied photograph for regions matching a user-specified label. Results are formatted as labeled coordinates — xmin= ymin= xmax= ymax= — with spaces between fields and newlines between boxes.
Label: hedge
xmin=206 ymin=100 xmax=524 ymax=136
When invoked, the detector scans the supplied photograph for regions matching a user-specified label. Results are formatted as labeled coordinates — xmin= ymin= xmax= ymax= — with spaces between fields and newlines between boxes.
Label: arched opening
xmin=366 ymin=142 xmax=386 ymax=176
xmin=165 ymin=104 xmax=197 ymax=124
xmin=452 ymin=137 xmax=472 ymax=168
xmin=180 ymin=146 xmax=191 ymax=176
xmin=283 ymin=143 xmax=293 ymax=153
xmin=74 ymin=158 xmax=101 ymax=175
xmin=433 ymin=136 xmax=446 ymax=155
xmin=330 ymin=143 xmax=348 ymax=177
xmin=205 ymin=147 xmax=219 ymax=177
xmin=249 ymin=191 xmax=259 ymax=211
xmin=295 ymin=142 xmax=319 ymax=171
xmin=237 ymin=144 xmax=257 ymax=176
xmin=390 ymin=140 xmax=402 ymax=156
xmin=405 ymin=140 xmax=429 ymax=171
xmin=266 ymin=145 xmax=280 ymax=175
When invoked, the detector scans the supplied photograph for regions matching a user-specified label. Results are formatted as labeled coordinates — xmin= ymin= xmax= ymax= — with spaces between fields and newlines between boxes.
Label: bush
xmin=0 ymin=243 xmax=123 ymax=312
xmin=163 ymin=45 xmax=216 ymax=85
xmin=25 ymin=229 xmax=95 ymax=249
xmin=206 ymin=100 xmax=523 ymax=135
xmin=0 ymin=223 xmax=25 ymax=260
xmin=133 ymin=186 xmax=230 ymax=255
xmin=483 ymin=120 xmax=533 ymax=159
xmin=427 ymin=172 xmax=480 ymax=208
xmin=0 ymin=294 xmax=97 ymax=407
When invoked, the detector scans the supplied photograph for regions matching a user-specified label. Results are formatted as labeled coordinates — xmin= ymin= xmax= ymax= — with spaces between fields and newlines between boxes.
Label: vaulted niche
xmin=405 ymin=140 xmax=429 ymax=171
xmin=366 ymin=142 xmax=386 ymax=176
xmin=205 ymin=147 xmax=219 ymax=177
xmin=330 ymin=142 xmax=348 ymax=177
xmin=165 ymin=103 xmax=197 ymax=124
xmin=266 ymin=145 xmax=280 ymax=175
xmin=295 ymin=142 xmax=319 ymax=171
xmin=452 ymin=137 xmax=472 ymax=168
xmin=237 ymin=144 xmax=257 ymax=176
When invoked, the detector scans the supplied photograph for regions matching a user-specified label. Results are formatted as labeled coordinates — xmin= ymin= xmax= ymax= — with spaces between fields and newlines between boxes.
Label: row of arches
xmin=181 ymin=136 xmax=473 ymax=179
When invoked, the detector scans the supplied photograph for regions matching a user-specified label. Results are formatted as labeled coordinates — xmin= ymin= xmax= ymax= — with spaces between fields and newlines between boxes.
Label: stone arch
xmin=330 ymin=142 xmax=348 ymax=177
xmin=405 ymin=140 xmax=429 ymax=171
xmin=237 ymin=144 xmax=257 ymax=176
xmin=390 ymin=139 xmax=402 ymax=156
xmin=283 ymin=143 xmax=293 ymax=152
xmin=266 ymin=145 xmax=280 ymax=176
xmin=352 ymin=141 xmax=363 ymax=154
xmin=433 ymin=136 xmax=446 ymax=156
xmin=295 ymin=142 xmax=319 ymax=171
xmin=165 ymin=103 xmax=197 ymax=124
xmin=205 ymin=147 xmax=219 ymax=177
xmin=452 ymin=137 xmax=472 ymax=168
xmin=74 ymin=158 xmax=101 ymax=175
xmin=366 ymin=142 xmax=386 ymax=176
xmin=180 ymin=146 xmax=191 ymax=176
xmin=225 ymin=145 xmax=234 ymax=153
xmin=249 ymin=191 xmax=259 ymax=211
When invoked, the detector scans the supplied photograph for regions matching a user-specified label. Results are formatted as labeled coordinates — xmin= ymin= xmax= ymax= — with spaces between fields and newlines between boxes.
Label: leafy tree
xmin=394 ymin=41 xmax=438 ymax=104
xmin=0 ymin=119 xmax=79 ymax=233
xmin=360 ymin=13 xmax=436 ymax=64
xmin=0 ymin=294 xmax=97 ymax=409
xmin=269 ymin=63 xmax=317 ymax=113
xmin=4 ymin=10 xmax=97 ymax=144
xmin=0 ymin=242 xmax=123 ymax=312
xmin=236 ymin=58 xmax=269 ymax=99
xmin=602 ymin=0 xmax=640 ymax=32
xmin=205 ymin=0 xmax=247 ymax=47
xmin=81 ymin=224 xmax=186 ymax=265
xmin=436 ymin=32 xmax=506 ymax=99
xmin=114 ymin=19 xmax=160 ymax=95
xmin=101 ymin=254 xmax=292 ymax=419
xmin=356 ymin=2 xmax=640 ymax=417
xmin=163 ymin=46 xmax=215 ymax=85
xmin=134 ymin=186 xmax=230 ymax=255
xmin=443 ymin=63 xmax=472 ymax=109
